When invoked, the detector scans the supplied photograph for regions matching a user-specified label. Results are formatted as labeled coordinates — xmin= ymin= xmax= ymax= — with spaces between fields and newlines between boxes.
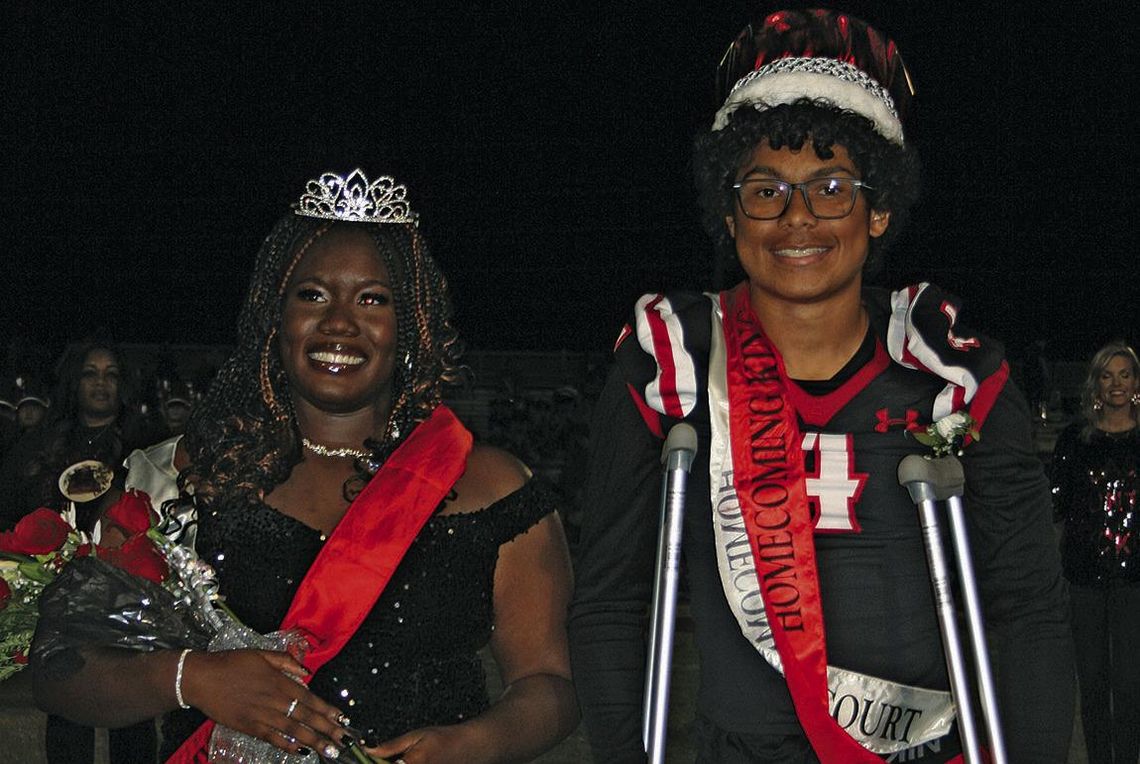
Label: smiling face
xmin=1097 ymin=353 xmax=1139 ymax=413
xmin=76 ymin=348 xmax=122 ymax=425
xmin=278 ymin=227 xmax=399 ymax=418
xmin=725 ymin=140 xmax=890 ymax=307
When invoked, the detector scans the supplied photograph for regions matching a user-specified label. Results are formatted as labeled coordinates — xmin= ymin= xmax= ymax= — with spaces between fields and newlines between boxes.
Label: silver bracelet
xmin=174 ymin=648 xmax=192 ymax=710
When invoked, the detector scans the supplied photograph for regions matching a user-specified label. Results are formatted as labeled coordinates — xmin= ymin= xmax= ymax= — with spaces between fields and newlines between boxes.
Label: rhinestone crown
xmin=295 ymin=168 xmax=418 ymax=225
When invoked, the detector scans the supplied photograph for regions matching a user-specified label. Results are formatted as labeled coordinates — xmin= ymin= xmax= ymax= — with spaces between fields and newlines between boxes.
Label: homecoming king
xmin=568 ymin=10 xmax=1074 ymax=762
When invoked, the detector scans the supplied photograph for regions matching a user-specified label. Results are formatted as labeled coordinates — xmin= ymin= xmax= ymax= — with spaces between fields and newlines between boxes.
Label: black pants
xmin=45 ymin=714 xmax=157 ymax=764
xmin=1070 ymin=581 xmax=1140 ymax=764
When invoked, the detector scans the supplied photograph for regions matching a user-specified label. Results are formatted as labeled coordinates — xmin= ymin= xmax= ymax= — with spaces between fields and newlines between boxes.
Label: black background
xmin=3 ymin=1 xmax=1135 ymax=369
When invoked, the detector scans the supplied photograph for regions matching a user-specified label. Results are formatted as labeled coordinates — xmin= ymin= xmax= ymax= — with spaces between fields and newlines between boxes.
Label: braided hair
xmin=183 ymin=213 xmax=464 ymax=508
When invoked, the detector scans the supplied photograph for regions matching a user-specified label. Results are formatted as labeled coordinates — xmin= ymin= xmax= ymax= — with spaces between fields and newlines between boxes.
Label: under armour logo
xmin=875 ymin=408 xmax=921 ymax=433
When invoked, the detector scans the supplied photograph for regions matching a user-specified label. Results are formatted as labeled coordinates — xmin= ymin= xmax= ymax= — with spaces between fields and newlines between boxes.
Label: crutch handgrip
xmin=661 ymin=422 xmax=698 ymax=469
xmin=898 ymin=453 xmax=965 ymax=502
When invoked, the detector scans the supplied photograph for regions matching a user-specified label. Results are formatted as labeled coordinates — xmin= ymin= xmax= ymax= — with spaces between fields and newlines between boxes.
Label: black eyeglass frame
xmin=730 ymin=177 xmax=876 ymax=221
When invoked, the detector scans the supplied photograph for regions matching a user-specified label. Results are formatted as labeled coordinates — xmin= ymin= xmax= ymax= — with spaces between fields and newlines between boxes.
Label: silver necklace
xmin=81 ymin=423 xmax=112 ymax=447
xmin=301 ymin=437 xmax=370 ymax=460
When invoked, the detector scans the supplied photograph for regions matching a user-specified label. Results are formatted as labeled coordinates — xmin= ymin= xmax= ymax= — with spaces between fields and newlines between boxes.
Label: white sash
xmin=705 ymin=294 xmax=955 ymax=754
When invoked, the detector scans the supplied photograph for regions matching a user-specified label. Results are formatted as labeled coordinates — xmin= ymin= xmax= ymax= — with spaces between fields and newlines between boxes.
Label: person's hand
xmin=181 ymin=648 xmax=352 ymax=759
xmin=365 ymin=723 xmax=484 ymax=764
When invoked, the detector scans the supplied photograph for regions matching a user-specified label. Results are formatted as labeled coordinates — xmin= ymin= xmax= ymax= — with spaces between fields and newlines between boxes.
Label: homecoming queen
xmin=33 ymin=170 xmax=578 ymax=763
xmin=568 ymin=10 xmax=1074 ymax=763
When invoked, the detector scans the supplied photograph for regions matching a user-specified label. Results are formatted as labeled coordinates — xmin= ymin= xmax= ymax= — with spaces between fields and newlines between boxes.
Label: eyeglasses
xmin=731 ymin=177 xmax=874 ymax=220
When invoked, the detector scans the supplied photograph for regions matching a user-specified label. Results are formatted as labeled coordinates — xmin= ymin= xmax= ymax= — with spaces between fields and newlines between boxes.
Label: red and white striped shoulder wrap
xmin=616 ymin=283 xmax=1010 ymax=437
xmin=883 ymin=282 xmax=1009 ymax=431
xmin=614 ymin=291 xmax=714 ymax=439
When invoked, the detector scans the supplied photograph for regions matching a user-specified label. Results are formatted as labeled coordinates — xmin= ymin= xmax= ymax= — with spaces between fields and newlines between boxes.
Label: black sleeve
xmin=567 ymin=366 xmax=661 ymax=763
xmin=1048 ymin=423 xmax=1080 ymax=524
xmin=0 ymin=430 xmax=47 ymax=529
xmin=962 ymin=381 xmax=1075 ymax=761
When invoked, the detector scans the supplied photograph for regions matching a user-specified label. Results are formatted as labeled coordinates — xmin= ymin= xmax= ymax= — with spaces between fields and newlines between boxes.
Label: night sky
xmin=3 ymin=2 xmax=1135 ymax=375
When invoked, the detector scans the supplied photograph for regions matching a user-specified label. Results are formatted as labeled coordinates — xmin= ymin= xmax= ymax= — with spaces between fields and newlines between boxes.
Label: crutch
xmin=642 ymin=423 xmax=698 ymax=764
xmin=898 ymin=454 xmax=1007 ymax=764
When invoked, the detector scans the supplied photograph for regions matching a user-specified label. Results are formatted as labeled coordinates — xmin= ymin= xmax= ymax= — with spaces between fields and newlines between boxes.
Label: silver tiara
xmin=294 ymin=169 xmax=418 ymax=224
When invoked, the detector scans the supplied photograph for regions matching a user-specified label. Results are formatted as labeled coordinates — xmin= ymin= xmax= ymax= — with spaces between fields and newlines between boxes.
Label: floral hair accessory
xmin=912 ymin=411 xmax=980 ymax=458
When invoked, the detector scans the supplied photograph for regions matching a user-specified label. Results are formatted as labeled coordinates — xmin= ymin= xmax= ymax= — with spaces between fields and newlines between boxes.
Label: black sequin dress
xmin=1051 ymin=423 xmax=1140 ymax=586
xmin=159 ymin=479 xmax=556 ymax=757
xmin=1050 ymin=424 xmax=1140 ymax=761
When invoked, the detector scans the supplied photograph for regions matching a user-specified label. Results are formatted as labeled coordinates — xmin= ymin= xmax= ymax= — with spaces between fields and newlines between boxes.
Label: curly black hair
xmin=183 ymin=213 xmax=465 ymax=509
xmin=693 ymin=99 xmax=921 ymax=278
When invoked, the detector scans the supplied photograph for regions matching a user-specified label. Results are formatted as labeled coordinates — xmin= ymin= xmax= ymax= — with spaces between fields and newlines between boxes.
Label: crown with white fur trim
xmin=712 ymin=9 xmax=914 ymax=145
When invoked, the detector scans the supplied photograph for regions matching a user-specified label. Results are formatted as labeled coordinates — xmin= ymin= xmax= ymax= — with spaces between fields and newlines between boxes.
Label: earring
xmin=1132 ymin=392 xmax=1140 ymax=407
xmin=1093 ymin=398 xmax=1104 ymax=412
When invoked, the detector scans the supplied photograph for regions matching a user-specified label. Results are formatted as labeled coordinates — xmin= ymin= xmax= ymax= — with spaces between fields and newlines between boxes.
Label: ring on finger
xmin=285 ymin=698 xmax=299 ymax=718
xmin=282 ymin=733 xmax=297 ymax=745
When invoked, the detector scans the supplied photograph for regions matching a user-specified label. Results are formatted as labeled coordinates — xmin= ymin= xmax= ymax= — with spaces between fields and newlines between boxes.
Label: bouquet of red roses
xmin=19 ymin=491 xmax=380 ymax=764
xmin=0 ymin=508 xmax=92 ymax=680
xmin=0 ymin=491 xmax=212 ymax=682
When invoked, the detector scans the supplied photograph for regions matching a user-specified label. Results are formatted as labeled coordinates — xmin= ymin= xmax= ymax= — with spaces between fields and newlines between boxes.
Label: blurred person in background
xmin=0 ymin=340 xmax=159 ymax=531
xmin=1052 ymin=341 xmax=1140 ymax=764
xmin=14 ymin=374 xmax=51 ymax=435
xmin=0 ymin=338 xmax=160 ymax=763
xmin=159 ymin=379 xmax=195 ymax=438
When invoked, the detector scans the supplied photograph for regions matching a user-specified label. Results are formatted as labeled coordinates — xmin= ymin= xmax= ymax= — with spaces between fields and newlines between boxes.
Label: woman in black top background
xmin=0 ymin=338 xmax=161 ymax=763
xmin=1052 ymin=341 xmax=1140 ymax=764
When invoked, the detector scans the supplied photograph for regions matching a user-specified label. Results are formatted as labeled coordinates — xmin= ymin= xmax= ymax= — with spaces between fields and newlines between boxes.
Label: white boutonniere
xmin=912 ymin=411 xmax=980 ymax=458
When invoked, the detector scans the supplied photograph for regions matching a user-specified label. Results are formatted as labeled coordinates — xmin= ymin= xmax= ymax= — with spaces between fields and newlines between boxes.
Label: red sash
xmin=723 ymin=286 xmax=972 ymax=763
xmin=167 ymin=405 xmax=473 ymax=763
xmin=721 ymin=286 xmax=881 ymax=762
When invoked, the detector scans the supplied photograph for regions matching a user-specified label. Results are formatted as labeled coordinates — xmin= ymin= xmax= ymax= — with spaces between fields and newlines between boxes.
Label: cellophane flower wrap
xmin=29 ymin=491 xmax=216 ymax=673
xmin=20 ymin=490 xmax=379 ymax=764
xmin=0 ymin=508 xmax=93 ymax=681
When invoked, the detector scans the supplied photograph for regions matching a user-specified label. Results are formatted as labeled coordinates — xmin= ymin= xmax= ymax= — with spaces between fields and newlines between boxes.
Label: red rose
xmin=0 ymin=508 xmax=71 ymax=555
xmin=75 ymin=543 xmax=94 ymax=558
xmin=0 ymin=577 xmax=11 ymax=611
xmin=12 ymin=650 xmax=28 ymax=665
xmin=100 ymin=534 xmax=168 ymax=584
xmin=103 ymin=490 xmax=157 ymax=537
